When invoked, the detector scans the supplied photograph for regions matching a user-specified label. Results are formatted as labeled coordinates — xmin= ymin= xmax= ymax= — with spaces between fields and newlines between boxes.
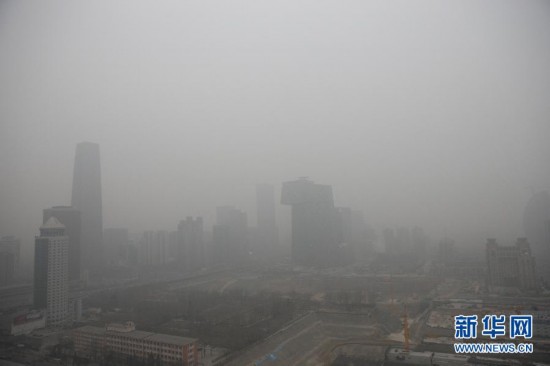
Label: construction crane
xmin=403 ymin=304 xmax=410 ymax=352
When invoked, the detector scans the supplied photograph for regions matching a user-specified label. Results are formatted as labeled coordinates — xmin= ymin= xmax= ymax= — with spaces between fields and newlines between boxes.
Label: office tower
xmin=256 ymin=184 xmax=276 ymax=228
xmin=103 ymin=228 xmax=129 ymax=266
xmin=486 ymin=238 xmax=538 ymax=292
xmin=383 ymin=228 xmax=397 ymax=255
xmin=395 ymin=227 xmax=412 ymax=254
xmin=71 ymin=142 xmax=103 ymax=270
xmin=0 ymin=252 xmax=15 ymax=287
xmin=437 ymin=238 xmax=455 ymax=263
xmin=335 ymin=207 xmax=353 ymax=245
xmin=0 ymin=236 xmax=20 ymax=284
xmin=254 ymin=184 xmax=279 ymax=256
xmin=177 ymin=217 xmax=204 ymax=271
xmin=335 ymin=207 xmax=370 ymax=261
xmin=281 ymin=178 xmax=339 ymax=268
xmin=0 ymin=236 xmax=20 ymax=265
xmin=34 ymin=217 xmax=69 ymax=326
xmin=43 ymin=206 xmax=81 ymax=281
xmin=523 ymin=191 xmax=550 ymax=280
xmin=212 ymin=206 xmax=248 ymax=265
xmin=411 ymin=226 xmax=428 ymax=259
xmin=139 ymin=231 xmax=168 ymax=266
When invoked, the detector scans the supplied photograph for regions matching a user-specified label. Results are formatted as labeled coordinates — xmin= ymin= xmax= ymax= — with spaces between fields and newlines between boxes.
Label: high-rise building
xmin=335 ymin=207 xmax=370 ymax=262
xmin=383 ymin=228 xmax=397 ymax=255
xmin=486 ymin=238 xmax=538 ymax=292
xmin=0 ymin=236 xmax=20 ymax=285
xmin=34 ymin=217 xmax=70 ymax=326
xmin=523 ymin=191 xmax=550 ymax=280
xmin=256 ymin=184 xmax=276 ymax=229
xmin=177 ymin=217 xmax=204 ymax=271
xmin=103 ymin=228 xmax=129 ymax=266
xmin=0 ymin=236 xmax=20 ymax=265
xmin=139 ymin=231 xmax=168 ymax=266
xmin=281 ymin=178 xmax=340 ymax=267
xmin=0 ymin=252 xmax=15 ymax=287
xmin=254 ymin=184 xmax=279 ymax=256
xmin=212 ymin=206 xmax=248 ymax=265
xmin=43 ymin=206 xmax=81 ymax=281
xmin=71 ymin=142 xmax=103 ymax=270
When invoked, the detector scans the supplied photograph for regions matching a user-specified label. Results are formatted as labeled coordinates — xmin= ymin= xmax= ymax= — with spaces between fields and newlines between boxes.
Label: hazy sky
xmin=1 ymin=1 xmax=549 ymax=259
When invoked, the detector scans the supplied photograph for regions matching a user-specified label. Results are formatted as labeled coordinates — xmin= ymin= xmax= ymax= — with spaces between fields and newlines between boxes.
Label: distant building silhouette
xmin=383 ymin=228 xmax=397 ymax=256
xmin=437 ymin=238 xmax=455 ymax=263
xmin=43 ymin=206 xmax=81 ymax=281
xmin=335 ymin=207 xmax=370 ymax=262
xmin=384 ymin=226 xmax=428 ymax=263
xmin=103 ymin=228 xmax=129 ymax=266
xmin=523 ymin=191 xmax=550 ymax=280
xmin=0 ymin=252 xmax=15 ymax=287
xmin=34 ymin=217 xmax=70 ymax=326
xmin=177 ymin=217 xmax=204 ymax=271
xmin=486 ymin=238 xmax=537 ymax=293
xmin=281 ymin=178 xmax=342 ymax=268
xmin=71 ymin=142 xmax=103 ymax=270
xmin=254 ymin=184 xmax=279 ymax=257
xmin=0 ymin=236 xmax=20 ymax=285
xmin=0 ymin=236 xmax=20 ymax=265
xmin=213 ymin=206 xmax=248 ymax=265
xmin=139 ymin=231 xmax=168 ymax=267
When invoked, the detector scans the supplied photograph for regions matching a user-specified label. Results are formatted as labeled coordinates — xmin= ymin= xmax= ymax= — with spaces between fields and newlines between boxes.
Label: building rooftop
xmin=40 ymin=217 xmax=65 ymax=230
xmin=74 ymin=325 xmax=106 ymax=335
xmin=147 ymin=333 xmax=196 ymax=346
xmin=76 ymin=325 xmax=196 ymax=346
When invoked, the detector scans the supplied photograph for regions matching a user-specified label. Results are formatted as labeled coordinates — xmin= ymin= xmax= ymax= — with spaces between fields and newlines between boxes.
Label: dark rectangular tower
xmin=254 ymin=184 xmax=279 ymax=256
xmin=281 ymin=178 xmax=339 ymax=268
xmin=71 ymin=142 xmax=103 ymax=270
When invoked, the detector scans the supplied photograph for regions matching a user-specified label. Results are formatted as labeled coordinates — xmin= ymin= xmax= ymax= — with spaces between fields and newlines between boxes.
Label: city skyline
xmin=2 ymin=1 xmax=550 ymax=264
xmin=1 ymin=1 xmax=550 ymax=364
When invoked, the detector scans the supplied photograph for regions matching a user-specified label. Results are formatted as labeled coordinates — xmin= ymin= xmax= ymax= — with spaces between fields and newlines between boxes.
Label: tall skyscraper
xmin=103 ymin=228 xmax=129 ymax=266
xmin=281 ymin=178 xmax=339 ymax=268
xmin=139 ymin=231 xmax=168 ymax=266
xmin=177 ymin=217 xmax=204 ymax=271
xmin=256 ymin=184 xmax=276 ymax=229
xmin=254 ymin=184 xmax=279 ymax=256
xmin=34 ymin=217 xmax=69 ymax=326
xmin=213 ymin=206 xmax=248 ymax=265
xmin=523 ymin=191 xmax=550 ymax=280
xmin=0 ymin=236 xmax=20 ymax=284
xmin=335 ymin=207 xmax=369 ymax=262
xmin=0 ymin=252 xmax=15 ymax=287
xmin=71 ymin=142 xmax=103 ymax=270
xmin=43 ymin=206 xmax=81 ymax=281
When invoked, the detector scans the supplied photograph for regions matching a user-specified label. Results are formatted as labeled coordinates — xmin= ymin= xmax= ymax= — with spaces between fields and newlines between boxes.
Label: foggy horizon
xmin=2 ymin=0 xmax=550 ymax=262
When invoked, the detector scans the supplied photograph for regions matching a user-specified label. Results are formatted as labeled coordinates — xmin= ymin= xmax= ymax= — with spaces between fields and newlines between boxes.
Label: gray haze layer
xmin=1 ymin=1 xmax=549 ymax=264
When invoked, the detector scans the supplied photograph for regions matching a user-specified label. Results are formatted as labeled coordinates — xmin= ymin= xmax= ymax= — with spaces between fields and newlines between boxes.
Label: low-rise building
xmin=73 ymin=322 xmax=199 ymax=365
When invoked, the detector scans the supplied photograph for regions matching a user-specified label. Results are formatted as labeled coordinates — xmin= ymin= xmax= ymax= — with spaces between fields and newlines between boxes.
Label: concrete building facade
xmin=43 ymin=206 xmax=81 ymax=281
xmin=281 ymin=178 xmax=341 ymax=268
xmin=177 ymin=217 xmax=204 ymax=271
xmin=486 ymin=238 xmax=538 ymax=292
xmin=73 ymin=322 xmax=199 ymax=365
xmin=34 ymin=217 xmax=70 ymax=326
